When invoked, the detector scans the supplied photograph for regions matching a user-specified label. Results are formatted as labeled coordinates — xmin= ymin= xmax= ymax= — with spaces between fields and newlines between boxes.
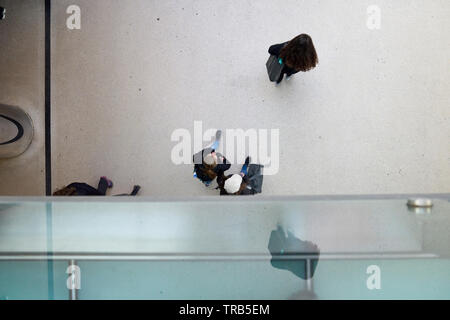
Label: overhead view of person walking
xmin=218 ymin=156 xmax=264 ymax=195
xmin=267 ymin=33 xmax=319 ymax=85
xmin=53 ymin=176 xmax=140 ymax=196
xmin=193 ymin=130 xmax=231 ymax=187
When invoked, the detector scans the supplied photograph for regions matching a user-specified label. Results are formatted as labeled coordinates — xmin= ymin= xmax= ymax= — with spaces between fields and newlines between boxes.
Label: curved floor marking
xmin=0 ymin=114 xmax=25 ymax=145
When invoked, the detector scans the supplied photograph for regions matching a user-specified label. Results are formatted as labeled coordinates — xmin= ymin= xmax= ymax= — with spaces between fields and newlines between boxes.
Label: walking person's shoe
xmin=215 ymin=130 xmax=222 ymax=141
xmin=210 ymin=129 xmax=222 ymax=151
xmin=0 ymin=7 xmax=5 ymax=20
xmin=130 ymin=185 xmax=141 ymax=196
xmin=101 ymin=176 xmax=113 ymax=188
xmin=203 ymin=180 xmax=213 ymax=187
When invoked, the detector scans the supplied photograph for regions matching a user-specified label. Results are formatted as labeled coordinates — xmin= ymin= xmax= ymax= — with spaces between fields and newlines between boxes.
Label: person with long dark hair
xmin=193 ymin=130 xmax=231 ymax=187
xmin=268 ymin=34 xmax=318 ymax=84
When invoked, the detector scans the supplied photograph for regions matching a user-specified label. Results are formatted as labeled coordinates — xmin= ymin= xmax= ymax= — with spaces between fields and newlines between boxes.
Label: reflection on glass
xmin=268 ymin=225 xmax=320 ymax=279
xmin=268 ymin=225 xmax=320 ymax=299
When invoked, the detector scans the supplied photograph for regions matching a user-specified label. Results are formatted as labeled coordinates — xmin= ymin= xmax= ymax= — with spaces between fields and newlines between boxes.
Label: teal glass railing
xmin=0 ymin=195 xmax=449 ymax=300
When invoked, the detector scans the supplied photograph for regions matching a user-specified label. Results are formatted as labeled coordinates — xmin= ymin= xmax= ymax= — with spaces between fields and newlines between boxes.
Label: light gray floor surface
xmin=1 ymin=0 xmax=449 ymax=196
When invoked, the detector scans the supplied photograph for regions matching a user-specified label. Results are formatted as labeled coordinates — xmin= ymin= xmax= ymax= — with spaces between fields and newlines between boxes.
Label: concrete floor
xmin=1 ymin=0 xmax=449 ymax=196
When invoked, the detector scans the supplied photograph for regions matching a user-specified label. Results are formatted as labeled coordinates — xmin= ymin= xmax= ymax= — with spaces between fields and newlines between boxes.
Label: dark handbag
xmin=247 ymin=164 xmax=264 ymax=193
xmin=266 ymin=55 xmax=284 ymax=82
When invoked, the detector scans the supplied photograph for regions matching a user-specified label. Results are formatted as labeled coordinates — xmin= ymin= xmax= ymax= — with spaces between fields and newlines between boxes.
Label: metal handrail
xmin=0 ymin=252 xmax=439 ymax=261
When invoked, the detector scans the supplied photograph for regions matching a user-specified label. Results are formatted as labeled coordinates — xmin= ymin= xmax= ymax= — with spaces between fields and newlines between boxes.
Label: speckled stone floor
xmin=1 ymin=0 xmax=449 ymax=196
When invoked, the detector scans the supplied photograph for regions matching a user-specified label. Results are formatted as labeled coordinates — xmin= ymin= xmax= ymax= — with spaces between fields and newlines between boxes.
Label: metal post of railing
xmin=305 ymin=259 xmax=314 ymax=292
xmin=68 ymin=259 xmax=79 ymax=300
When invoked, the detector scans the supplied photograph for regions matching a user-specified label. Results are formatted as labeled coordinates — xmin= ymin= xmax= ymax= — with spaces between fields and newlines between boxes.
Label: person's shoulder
xmin=269 ymin=43 xmax=281 ymax=54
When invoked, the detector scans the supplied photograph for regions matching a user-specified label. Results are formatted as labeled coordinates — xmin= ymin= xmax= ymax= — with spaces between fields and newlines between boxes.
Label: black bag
xmin=266 ymin=55 xmax=284 ymax=82
xmin=247 ymin=164 xmax=264 ymax=193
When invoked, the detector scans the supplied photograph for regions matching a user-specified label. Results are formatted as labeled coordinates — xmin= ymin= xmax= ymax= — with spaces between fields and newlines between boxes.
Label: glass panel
xmin=0 ymin=196 xmax=449 ymax=299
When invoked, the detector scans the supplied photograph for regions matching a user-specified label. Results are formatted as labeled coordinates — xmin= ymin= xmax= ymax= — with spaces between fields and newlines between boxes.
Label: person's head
xmin=203 ymin=152 xmax=218 ymax=169
xmin=224 ymin=174 xmax=243 ymax=194
xmin=53 ymin=186 xmax=77 ymax=196
xmin=279 ymin=34 xmax=318 ymax=72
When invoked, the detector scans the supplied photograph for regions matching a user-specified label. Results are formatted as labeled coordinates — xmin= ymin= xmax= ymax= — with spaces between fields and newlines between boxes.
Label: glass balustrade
xmin=0 ymin=195 xmax=449 ymax=300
